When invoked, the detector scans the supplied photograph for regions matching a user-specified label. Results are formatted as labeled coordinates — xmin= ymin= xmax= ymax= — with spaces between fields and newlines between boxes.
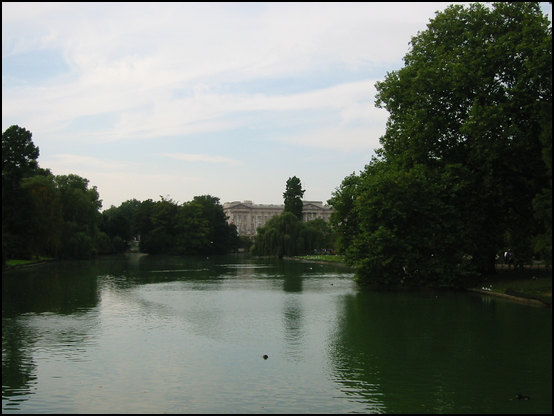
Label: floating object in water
xmin=516 ymin=393 xmax=531 ymax=400
xmin=263 ymin=354 xmax=268 ymax=360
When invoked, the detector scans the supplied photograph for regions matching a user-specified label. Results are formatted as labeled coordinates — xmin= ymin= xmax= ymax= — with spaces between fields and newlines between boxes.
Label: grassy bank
xmin=4 ymin=256 xmax=56 ymax=269
xmin=295 ymin=254 xmax=348 ymax=264
xmin=475 ymin=266 xmax=552 ymax=306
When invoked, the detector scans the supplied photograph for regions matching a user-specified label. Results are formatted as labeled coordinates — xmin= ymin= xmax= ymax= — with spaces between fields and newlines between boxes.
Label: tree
xmin=328 ymin=172 xmax=362 ymax=255
xmin=140 ymin=196 xmax=178 ymax=254
xmin=338 ymin=162 xmax=474 ymax=286
xmin=55 ymin=174 xmax=103 ymax=259
xmin=331 ymin=2 xmax=552 ymax=285
xmin=174 ymin=200 xmax=211 ymax=254
xmin=2 ymin=125 xmax=42 ymax=260
xmin=20 ymin=173 xmax=63 ymax=258
xmin=532 ymin=102 xmax=552 ymax=264
xmin=251 ymin=212 xmax=303 ymax=258
xmin=251 ymin=212 xmax=331 ymax=258
xmin=137 ymin=195 xmax=239 ymax=255
xmin=303 ymin=218 xmax=334 ymax=252
xmin=283 ymin=176 xmax=305 ymax=220
xmin=191 ymin=195 xmax=238 ymax=254
xmin=373 ymin=2 xmax=551 ymax=273
xmin=2 ymin=125 xmax=39 ymax=183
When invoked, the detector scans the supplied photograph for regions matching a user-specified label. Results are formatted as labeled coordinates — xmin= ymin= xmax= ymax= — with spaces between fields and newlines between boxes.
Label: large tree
xmin=54 ymin=174 xmax=103 ymax=259
xmin=2 ymin=125 xmax=43 ymax=260
xmin=283 ymin=176 xmax=305 ymax=220
xmin=331 ymin=2 xmax=552 ymax=285
xmin=2 ymin=125 xmax=40 ymax=183
xmin=376 ymin=2 xmax=551 ymax=273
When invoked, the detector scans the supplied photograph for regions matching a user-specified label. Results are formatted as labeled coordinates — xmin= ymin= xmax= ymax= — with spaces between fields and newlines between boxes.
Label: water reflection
xmin=2 ymin=259 xmax=107 ymax=410
xmin=2 ymin=262 xmax=100 ymax=316
xmin=2 ymin=256 xmax=551 ymax=414
xmin=2 ymin=317 xmax=38 ymax=409
xmin=329 ymin=289 xmax=552 ymax=414
xmin=282 ymin=296 xmax=304 ymax=362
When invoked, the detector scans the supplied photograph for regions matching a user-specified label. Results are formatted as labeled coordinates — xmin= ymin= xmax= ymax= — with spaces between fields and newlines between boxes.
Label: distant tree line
xmin=100 ymin=195 xmax=241 ymax=255
xmin=2 ymin=125 xmax=240 ymax=265
xmin=329 ymin=2 xmax=552 ymax=287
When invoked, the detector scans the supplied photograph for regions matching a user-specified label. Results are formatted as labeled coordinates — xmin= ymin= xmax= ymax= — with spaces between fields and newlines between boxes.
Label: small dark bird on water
xmin=516 ymin=393 xmax=531 ymax=400
xmin=263 ymin=354 xmax=268 ymax=360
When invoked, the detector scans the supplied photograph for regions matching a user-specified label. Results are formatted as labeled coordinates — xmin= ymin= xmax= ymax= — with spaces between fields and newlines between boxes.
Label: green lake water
xmin=2 ymin=254 xmax=552 ymax=413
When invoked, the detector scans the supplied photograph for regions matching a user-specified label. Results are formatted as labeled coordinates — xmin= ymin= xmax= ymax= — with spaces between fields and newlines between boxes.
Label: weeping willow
xmin=251 ymin=212 xmax=330 ymax=257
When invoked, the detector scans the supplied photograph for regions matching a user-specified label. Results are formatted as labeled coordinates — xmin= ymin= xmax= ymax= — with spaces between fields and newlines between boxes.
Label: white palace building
xmin=223 ymin=200 xmax=334 ymax=236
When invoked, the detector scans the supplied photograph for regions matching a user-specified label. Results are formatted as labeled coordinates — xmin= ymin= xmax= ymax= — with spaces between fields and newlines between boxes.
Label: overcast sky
xmin=3 ymin=2 xmax=552 ymax=210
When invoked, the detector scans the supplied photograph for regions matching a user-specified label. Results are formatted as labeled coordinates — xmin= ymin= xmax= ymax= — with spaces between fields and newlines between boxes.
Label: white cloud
xmin=43 ymin=154 xmax=139 ymax=171
xmin=160 ymin=153 xmax=242 ymax=166
xmin=2 ymin=2 xmax=453 ymax=137
xmin=2 ymin=2 xmax=476 ymax=208
xmin=276 ymin=124 xmax=384 ymax=152
xmin=3 ymin=77 xmax=383 ymax=144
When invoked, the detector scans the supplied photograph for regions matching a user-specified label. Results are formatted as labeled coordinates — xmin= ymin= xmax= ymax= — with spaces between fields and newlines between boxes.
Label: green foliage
xmin=2 ymin=126 xmax=106 ymax=262
xmin=331 ymin=2 xmax=552 ymax=287
xmin=340 ymin=162 xmax=475 ymax=286
xmin=2 ymin=125 xmax=39 ymax=182
xmin=251 ymin=212 xmax=333 ymax=258
xmin=135 ymin=195 xmax=239 ymax=255
xmin=54 ymin=174 xmax=102 ymax=259
xmin=191 ymin=195 xmax=239 ymax=254
xmin=100 ymin=198 xmax=143 ymax=247
xmin=2 ymin=125 xmax=42 ymax=261
xmin=20 ymin=173 xmax=63 ymax=258
xmin=173 ymin=200 xmax=211 ymax=254
xmin=1 ymin=125 xmax=238 ymax=261
xmin=64 ymin=231 xmax=94 ymax=260
xmin=283 ymin=176 xmax=305 ymax=220
xmin=328 ymin=172 xmax=361 ymax=255
xmin=532 ymin=102 xmax=552 ymax=265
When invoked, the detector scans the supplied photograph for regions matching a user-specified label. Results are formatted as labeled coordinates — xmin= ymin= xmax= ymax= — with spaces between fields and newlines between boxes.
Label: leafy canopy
xmin=330 ymin=2 xmax=552 ymax=286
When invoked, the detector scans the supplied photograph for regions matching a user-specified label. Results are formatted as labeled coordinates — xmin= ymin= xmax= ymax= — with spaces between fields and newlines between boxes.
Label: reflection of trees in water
xmin=2 ymin=260 xmax=103 ymax=316
xmin=2 ymin=309 xmax=101 ymax=411
xmin=329 ymin=290 xmax=553 ymax=414
xmin=329 ymin=291 xmax=474 ymax=413
xmin=282 ymin=296 xmax=304 ymax=362
xmin=2 ymin=262 xmax=103 ymax=411
xmin=328 ymin=293 xmax=387 ymax=414
xmin=2 ymin=317 xmax=37 ymax=410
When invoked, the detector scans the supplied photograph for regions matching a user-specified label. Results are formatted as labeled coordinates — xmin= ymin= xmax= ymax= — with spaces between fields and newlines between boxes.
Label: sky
xmin=3 ymin=2 xmax=552 ymax=210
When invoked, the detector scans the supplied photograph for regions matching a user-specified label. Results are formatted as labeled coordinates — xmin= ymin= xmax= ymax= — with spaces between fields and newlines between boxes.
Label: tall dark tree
xmin=2 ymin=125 xmax=42 ymax=260
xmin=283 ymin=176 xmax=305 ymax=221
xmin=2 ymin=125 xmax=39 ymax=183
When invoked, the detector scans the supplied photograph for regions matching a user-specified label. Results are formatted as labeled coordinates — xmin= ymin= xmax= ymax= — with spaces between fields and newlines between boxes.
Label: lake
xmin=2 ymin=253 xmax=552 ymax=413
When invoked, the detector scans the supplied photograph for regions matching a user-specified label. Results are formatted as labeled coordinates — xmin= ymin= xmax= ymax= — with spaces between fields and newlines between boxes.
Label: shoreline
xmin=5 ymin=255 xmax=552 ymax=307
xmin=466 ymin=288 xmax=550 ymax=307
xmin=287 ymin=256 xmax=552 ymax=307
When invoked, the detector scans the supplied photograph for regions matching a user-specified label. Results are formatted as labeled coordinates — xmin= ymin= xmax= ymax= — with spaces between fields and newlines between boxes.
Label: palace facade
xmin=223 ymin=200 xmax=334 ymax=236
